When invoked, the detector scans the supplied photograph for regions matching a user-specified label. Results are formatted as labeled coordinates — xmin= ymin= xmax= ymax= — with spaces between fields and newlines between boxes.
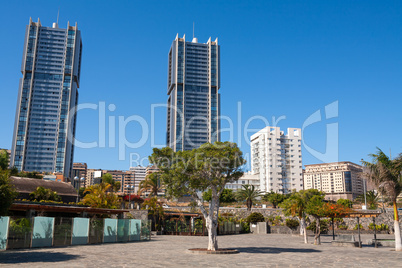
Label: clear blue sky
xmin=0 ymin=0 xmax=401 ymax=171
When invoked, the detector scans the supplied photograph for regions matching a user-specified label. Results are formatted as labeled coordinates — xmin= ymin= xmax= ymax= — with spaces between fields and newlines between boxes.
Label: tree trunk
xmin=193 ymin=190 xmax=220 ymax=251
xmin=314 ymin=217 xmax=321 ymax=245
xmin=246 ymin=199 xmax=252 ymax=211
xmin=300 ymin=217 xmax=308 ymax=244
xmin=393 ymin=201 xmax=402 ymax=251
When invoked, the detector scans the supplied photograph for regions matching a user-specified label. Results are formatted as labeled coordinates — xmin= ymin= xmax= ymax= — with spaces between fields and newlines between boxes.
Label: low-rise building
xmin=225 ymin=171 xmax=260 ymax=191
xmin=303 ymin=161 xmax=364 ymax=201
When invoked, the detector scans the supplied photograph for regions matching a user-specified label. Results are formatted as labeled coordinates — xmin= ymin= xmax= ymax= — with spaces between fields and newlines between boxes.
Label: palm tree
xmin=236 ymin=185 xmax=261 ymax=211
xmin=139 ymin=172 xmax=162 ymax=197
xmin=355 ymin=190 xmax=379 ymax=209
xmin=101 ymin=173 xmax=121 ymax=193
xmin=362 ymin=148 xmax=402 ymax=251
xmin=82 ymin=183 xmax=120 ymax=209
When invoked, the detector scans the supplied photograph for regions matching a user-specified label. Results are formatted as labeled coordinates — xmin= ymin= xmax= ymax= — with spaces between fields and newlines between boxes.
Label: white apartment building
xmin=225 ymin=172 xmax=259 ymax=191
xmin=129 ymin=166 xmax=147 ymax=193
xmin=303 ymin=161 xmax=364 ymax=201
xmin=251 ymin=126 xmax=303 ymax=194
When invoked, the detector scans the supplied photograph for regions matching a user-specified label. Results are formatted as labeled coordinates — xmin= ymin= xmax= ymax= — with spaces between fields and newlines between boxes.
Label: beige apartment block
xmin=251 ymin=126 xmax=303 ymax=194
xmin=103 ymin=170 xmax=135 ymax=195
xmin=303 ymin=161 xmax=364 ymax=201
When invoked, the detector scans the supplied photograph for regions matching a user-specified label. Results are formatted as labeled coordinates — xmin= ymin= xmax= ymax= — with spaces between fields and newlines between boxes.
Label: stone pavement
xmin=1 ymin=233 xmax=401 ymax=267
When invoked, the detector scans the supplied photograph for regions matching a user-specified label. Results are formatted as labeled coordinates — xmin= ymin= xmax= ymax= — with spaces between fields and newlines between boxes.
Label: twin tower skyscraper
xmin=10 ymin=19 xmax=220 ymax=179
xmin=166 ymin=34 xmax=221 ymax=151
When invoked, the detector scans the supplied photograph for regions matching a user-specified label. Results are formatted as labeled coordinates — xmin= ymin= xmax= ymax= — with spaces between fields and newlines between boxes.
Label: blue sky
xmin=0 ymin=0 xmax=401 ymax=171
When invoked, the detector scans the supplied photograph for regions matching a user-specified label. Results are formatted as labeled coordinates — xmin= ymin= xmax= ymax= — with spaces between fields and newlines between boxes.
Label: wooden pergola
xmin=332 ymin=210 xmax=382 ymax=248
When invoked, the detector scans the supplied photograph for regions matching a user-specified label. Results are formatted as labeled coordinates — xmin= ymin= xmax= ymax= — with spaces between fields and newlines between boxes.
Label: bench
xmin=331 ymin=235 xmax=359 ymax=247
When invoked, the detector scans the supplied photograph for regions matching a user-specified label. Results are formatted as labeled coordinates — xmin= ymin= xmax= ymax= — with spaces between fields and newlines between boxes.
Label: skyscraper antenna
xmin=193 ymin=22 xmax=195 ymax=39
xmin=57 ymin=8 xmax=60 ymax=24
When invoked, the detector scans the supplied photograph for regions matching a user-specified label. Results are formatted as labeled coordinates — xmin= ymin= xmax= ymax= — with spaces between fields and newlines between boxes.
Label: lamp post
xmin=74 ymin=176 xmax=85 ymax=203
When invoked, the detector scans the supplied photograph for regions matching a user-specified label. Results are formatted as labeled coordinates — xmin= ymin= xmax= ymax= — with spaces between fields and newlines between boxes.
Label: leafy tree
xmin=337 ymin=198 xmax=353 ymax=208
xmin=0 ymin=170 xmax=18 ymax=215
xmin=203 ymin=189 xmax=236 ymax=203
xmin=0 ymin=149 xmax=9 ymax=170
xmin=354 ymin=190 xmax=379 ymax=209
xmin=305 ymin=196 xmax=351 ymax=245
xmin=82 ymin=183 xmax=120 ymax=209
xmin=29 ymin=186 xmax=61 ymax=202
xmin=236 ymin=185 xmax=261 ymax=211
xmin=101 ymin=173 xmax=121 ymax=193
xmin=262 ymin=191 xmax=285 ymax=208
xmin=280 ymin=189 xmax=323 ymax=243
xmin=362 ymin=148 xmax=402 ymax=251
xmin=139 ymin=172 xmax=162 ymax=197
xmin=149 ymin=142 xmax=245 ymax=251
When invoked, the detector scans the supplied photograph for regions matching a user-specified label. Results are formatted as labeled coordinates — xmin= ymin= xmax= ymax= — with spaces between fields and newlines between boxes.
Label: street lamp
xmin=74 ymin=176 xmax=85 ymax=203
xmin=126 ymin=185 xmax=134 ymax=209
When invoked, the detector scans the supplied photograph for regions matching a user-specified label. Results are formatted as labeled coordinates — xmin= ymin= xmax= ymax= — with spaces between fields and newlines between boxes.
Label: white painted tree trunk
xmin=300 ymin=217 xmax=308 ymax=244
xmin=193 ymin=189 xmax=221 ymax=251
xmin=394 ymin=220 xmax=402 ymax=251
xmin=314 ymin=217 xmax=321 ymax=245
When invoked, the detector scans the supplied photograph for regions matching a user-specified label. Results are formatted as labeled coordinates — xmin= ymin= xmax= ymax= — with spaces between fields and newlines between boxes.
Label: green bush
xmin=353 ymin=223 xmax=364 ymax=230
xmin=241 ymin=222 xmax=250 ymax=233
xmin=338 ymin=225 xmax=348 ymax=230
xmin=246 ymin=212 xmax=265 ymax=223
xmin=307 ymin=220 xmax=329 ymax=233
xmin=285 ymin=219 xmax=299 ymax=229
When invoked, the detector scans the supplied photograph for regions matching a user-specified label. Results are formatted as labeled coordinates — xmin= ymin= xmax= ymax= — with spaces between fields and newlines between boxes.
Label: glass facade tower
xmin=10 ymin=18 xmax=83 ymax=179
xmin=166 ymin=34 xmax=220 ymax=151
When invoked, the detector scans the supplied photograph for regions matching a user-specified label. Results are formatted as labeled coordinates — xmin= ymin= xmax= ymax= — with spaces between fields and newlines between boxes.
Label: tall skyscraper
xmin=10 ymin=18 xmax=83 ymax=179
xmin=251 ymin=126 xmax=303 ymax=194
xmin=166 ymin=34 xmax=220 ymax=151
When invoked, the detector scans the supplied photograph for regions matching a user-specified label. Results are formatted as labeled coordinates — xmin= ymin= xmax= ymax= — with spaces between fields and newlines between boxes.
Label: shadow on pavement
xmin=232 ymin=247 xmax=321 ymax=254
xmin=0 ymin=251 xmax=80 ymax=264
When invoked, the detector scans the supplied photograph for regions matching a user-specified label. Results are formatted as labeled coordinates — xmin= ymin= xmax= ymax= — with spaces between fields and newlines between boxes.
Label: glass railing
xmin=0 ymin=216 xmax=150 ymax=251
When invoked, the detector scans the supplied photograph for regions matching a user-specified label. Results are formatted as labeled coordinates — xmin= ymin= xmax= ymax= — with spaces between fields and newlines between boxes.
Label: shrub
xmin=246 ymin=212 xmax=265 ymax=223
xmin=337 ymin=198 xmax=353 ymax=208
xmin=285 ymin=219 xmax=299 ymax=229
xmin=353 ymin=224 xmax=364 ymax=230
xmin=338 ymin=225 xmax=348 ymax=230
xmin=368 ymin=223 xmax=389 ymax=231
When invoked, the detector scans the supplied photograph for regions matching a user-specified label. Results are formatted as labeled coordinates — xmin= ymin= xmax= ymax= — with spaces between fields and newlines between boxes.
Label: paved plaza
xmin=0 ymin=233 xmax=401 ymax=267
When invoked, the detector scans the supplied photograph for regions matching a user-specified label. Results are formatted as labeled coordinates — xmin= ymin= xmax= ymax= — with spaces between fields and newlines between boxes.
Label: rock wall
xmin=126 ymin=209 xmax=149 ymax=221
xmin=170 ymin=207 xmax=401 ymax=232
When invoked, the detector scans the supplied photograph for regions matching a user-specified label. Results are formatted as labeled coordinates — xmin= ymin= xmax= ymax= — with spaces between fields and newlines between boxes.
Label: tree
xmin=354 ymin=190 xmax=379 ymax=209
xmin=138 ymin=172 xmax=162 ymax=197
xmin=337 ymin=198 xmax=353 ymax=208
xmin=142 ymin=197 xmax=164 ymax=231
xmin=0 ymin=149 xmax=9 ymax=170
xmin=263 ymin=191 xmax=285 ymax=208
xmin=203 ymin=188 xmax=236 ymax=203
xmin=0 ymin=170 xmax=17 ymax=215
xmin=101 ymin=173 xmax=121 ymax=193
xmin=305 ymin=195 xmax=327 ymax=245
xmin=236 ymin=185 xmax=261 ymax=211
xmin=29 ymin=186 xmax=61 ymax=202
xmin=149 ymin=142 xmax=245 ymax=251
xmin=362 ymin=148 xmax=402 ymax=251
xmin=82 ymin=183 xmax=120 ymax=209
xmin=280 ymin=189 xmax=323 ymax=243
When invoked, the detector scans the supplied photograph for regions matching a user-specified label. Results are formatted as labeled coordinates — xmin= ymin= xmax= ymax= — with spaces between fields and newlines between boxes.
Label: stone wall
xmin=169 ymin=207 xmax=402 ymax=232
xmin=125 ymin=209 xmax=149 ymax=221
